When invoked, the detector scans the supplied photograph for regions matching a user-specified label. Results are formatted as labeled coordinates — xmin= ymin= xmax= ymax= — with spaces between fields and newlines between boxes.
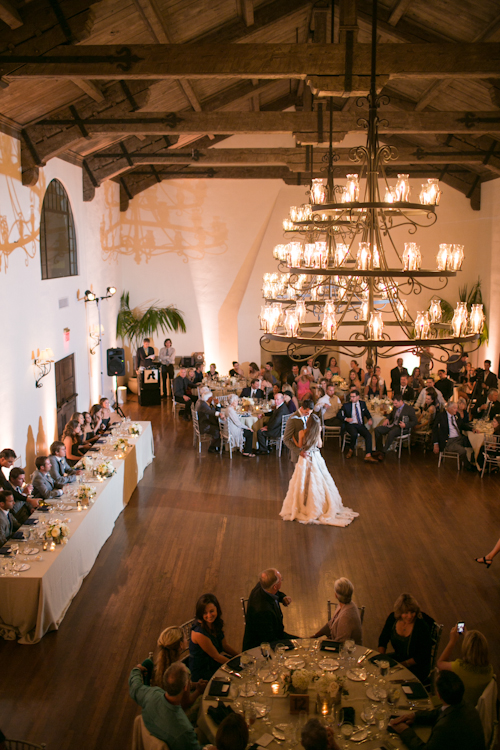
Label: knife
xmin=221 ymin=665 xmax=241 ymax=678
xmin=357 ymin=649 xmax=372 ymax=664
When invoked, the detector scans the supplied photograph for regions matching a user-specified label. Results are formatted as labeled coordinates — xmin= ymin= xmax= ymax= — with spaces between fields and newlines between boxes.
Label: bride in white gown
xmin=280 ymin=413 xmax=359 ymax=527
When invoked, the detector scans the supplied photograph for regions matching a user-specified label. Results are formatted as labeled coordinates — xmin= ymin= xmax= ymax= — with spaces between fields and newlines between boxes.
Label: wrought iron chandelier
xmin=259 ymin=2 xmax=484 ymax=362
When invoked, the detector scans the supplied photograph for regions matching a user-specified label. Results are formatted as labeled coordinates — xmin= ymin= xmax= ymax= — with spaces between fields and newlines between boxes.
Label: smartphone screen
xmin=457 ymin=621 xmax=465 ymax=634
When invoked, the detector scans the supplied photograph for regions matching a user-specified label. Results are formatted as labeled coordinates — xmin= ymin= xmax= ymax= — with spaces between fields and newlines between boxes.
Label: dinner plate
xmin=347 ymin=669 xmax=367 ymax=682
xmin=12 ymin=563 xmax=30 ymax=572
xmin=366 ymin=686 xmax=387 ymax=701
xmin=23 ymin=547 xmax=39 ymax=555
xmin=284 ymin=657 xmax=305 ymax=670
xmin=350 ymin=728 xmax=369 ymax=742
xmin=318 ymin=658 xmax=339 ymax=671
xmin=262 ymin=672 xmax=278 ymax=683
xmin=272 ymin=726 xmax=287 ymax=742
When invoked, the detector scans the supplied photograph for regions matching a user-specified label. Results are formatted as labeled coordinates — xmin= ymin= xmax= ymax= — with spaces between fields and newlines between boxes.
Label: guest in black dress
xmin=189 ymin=594 xmax=238 ymax=681
xmin=378 ymin=593 xmax=433 ymax=684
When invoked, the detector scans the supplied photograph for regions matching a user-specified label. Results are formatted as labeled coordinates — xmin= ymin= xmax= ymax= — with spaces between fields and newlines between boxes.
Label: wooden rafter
xmin=0 ymin=0 xmax=22 ymax=28
xmin=387 ymin=0 xmax=414 ymax=27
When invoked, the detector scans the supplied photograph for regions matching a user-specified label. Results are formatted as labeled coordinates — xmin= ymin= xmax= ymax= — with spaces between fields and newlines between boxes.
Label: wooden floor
xmin=1 ymin=398 xmax=499 ymax=749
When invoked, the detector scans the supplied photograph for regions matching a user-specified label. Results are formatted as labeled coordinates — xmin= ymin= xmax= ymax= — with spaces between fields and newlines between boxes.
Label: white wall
xmin=0 ymin=133 xmax=120 ymax=471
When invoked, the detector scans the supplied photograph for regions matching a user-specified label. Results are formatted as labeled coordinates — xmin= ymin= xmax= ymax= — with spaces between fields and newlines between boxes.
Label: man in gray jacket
xmin=283 ymin=399 xmax=314 ymax=463
xmin=49 ymin=441 xmax=81 ymax=486
xmin=31 ymin=457 xmax=64 ymax=500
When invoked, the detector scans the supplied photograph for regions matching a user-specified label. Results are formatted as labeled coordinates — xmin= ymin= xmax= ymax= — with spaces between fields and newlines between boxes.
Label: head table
xmin=198 ymin=641 xmax=433 ymax=750
xmin=0 ymin=420 xmax=154 ymax=644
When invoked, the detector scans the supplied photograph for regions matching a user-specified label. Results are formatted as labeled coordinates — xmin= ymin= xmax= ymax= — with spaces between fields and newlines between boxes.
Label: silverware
xmin=357 ymin=649 xmax=372 ymax=664
xmin=221 ymin=665 xmax=241 ymax=678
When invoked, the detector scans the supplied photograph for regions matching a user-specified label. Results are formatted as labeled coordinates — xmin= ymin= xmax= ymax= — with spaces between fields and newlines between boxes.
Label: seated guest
xmin=62 ymin=420 xmax=85 ymax=465
xmin=476 ymin=416 xmax=500 ymax=472
xmin=435 ymin=369 xmax=454 ymax=402
xmin=326 ymin=356 xmax=341 ymax=376
xmin=314 ymin=384 xmax=342 ymax=426
xmin=365 ymin=374 xmax=383 ymax=400
xmin=283 ymin=392 xmax=298 ymax=414
xmin=249 ymin=361 xmax=260 ymax=378
xmin=347 ymin=368 xmax=362 ymax=390
xmin=305 ymin=357 xmax=322 ymax=382
xmin=187 ymin=367 xmax=196 ymax=384
xmin=31 ymin=456 xmax=64 ymax=500
xmin=90 ymin=405 xmax=105 ymax=435
xmin=378 ymin=593 xmax=433 ymax=684
xmin=99 ymin=397 xmax=122 ymax=427
xmin=409 ymin=366 xmax=425 ymax=394
xmin=0 ymin=490 xmax=20 ymax=546
xmin=173 ymin=367 xmax=197 ymax=421
xmin=82 ymin=412 xmax=98 ymax=443
xmin=339 ymin=390 xmax=378 ymax=463
xmin=263 ymin=361 xmax=278 ymax=385
xmin=374 ymin=365 xmax=387 ymax=395
xmin=256 ymin=393 xmax=289 ymax=454
xmin=142 ymin=627 xmax=186 ymax=686
xmin=240 ymin=378 xmax=264 ymax=399
xmin=8 ymin=467 xmax=38 ymax=523
xmin=281 ymin=373 xmax=297 ymax=398
xmin=290 ymin=364 xmax=300 ymax=385
xmin=472 ymin=388 xmax=500 ymax=421
xmin=301 ymin=718 xmax=340 ymax=750
xmin=416 ymin=377 xmax=446 ymax=408
xmin=374 ymin=394 xmax=417 ymax=458
xmin=49 ymin=441 xmax=82 ymax=486
xmin=412 ymin=389 xmax=438 ymax=438
xmin=195 ymin=387 xmax=222 ymax=453
xmin=223 ymin=394 xmax=254 ymax=457
xmin=312 ymin=577 xmax=362 ymax=645
xmin=350 ymin=359 xmax=365 ymax=386
xmin=243 ymin=568 xmax=296 ymax=650
xmin=261 ymin=377 xmax=274 ymax=399
xmin=229 ymin=361 xmax=242 ymax=377
xmin=206 ymin=363 xmax=218 ymax=378
xmin=482 ymin=359 xmax=498 ymax=392
xmin=363 ymin=359 xmax=374 ymax=386
xmin=296 ymin=369 xmax=313 ymax=401
xmin=213 ymin=714 xmax=249 ymax=750
xmin=390 ymin=357 xmax=408 ymax=392
xmin=457 ymin=397 xmax=471 ymax=425
xmin=136 ymin=337 xmax=155 ymax=369
xmin=437 ymin=626 xmax=494 ymax=707
xmin=129 ymin=661 xmax=203 ymax=750
xmin=192 ymin=363 xmax=204 ymax=385
xmin=189 ymin=594 xmax=238 ymax=681
xmin=390 ymin=670 xmax=486 ymax=750
xmin=399 ymin=375 xmax=415 ymax=402
xmin=433 ymin=402 xmax=474 ymax=470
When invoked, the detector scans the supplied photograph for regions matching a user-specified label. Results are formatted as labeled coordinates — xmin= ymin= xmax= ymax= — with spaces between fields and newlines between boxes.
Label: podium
xmin=138 ymin=366 xmax=161 ymax=406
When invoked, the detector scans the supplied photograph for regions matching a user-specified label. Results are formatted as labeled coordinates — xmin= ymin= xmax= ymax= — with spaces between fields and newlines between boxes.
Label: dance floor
xmin=1 ymin=397 xmax=499 ymax=749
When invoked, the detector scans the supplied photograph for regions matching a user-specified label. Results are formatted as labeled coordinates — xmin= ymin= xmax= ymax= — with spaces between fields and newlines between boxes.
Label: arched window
xmin=40 ymin=179 xmax=78 ymax=280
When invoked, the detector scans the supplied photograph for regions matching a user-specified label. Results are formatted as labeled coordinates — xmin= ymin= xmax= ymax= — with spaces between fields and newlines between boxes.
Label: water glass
xmin=260 ymin=642 xmax=271 ymax=660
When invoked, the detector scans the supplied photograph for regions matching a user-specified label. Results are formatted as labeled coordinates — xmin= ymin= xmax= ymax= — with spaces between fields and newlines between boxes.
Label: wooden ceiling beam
xmin=71 ymin=78 xmax=104 ymax=102
xmin=387 ymin=0 xmax=414 ymax=27
xmin=5 ymin=42 xmax=500 ymax=85
xmin=237 ymin=0 xmax=254 ymax=27
xmin=0 ymin=0 xmax=23 ymax=28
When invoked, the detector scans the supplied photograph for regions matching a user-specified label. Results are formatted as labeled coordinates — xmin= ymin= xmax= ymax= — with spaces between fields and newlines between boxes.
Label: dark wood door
xmin=55 ymin=354 xmax=77 ymax=437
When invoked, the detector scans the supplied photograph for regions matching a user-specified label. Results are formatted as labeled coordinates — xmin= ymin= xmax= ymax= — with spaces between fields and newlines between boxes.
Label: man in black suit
xmin=390 ymin=670 xmax=485 ymax=750
xmin=242 ymin=568 xmax=296 ymax=651
xmin=195 ymin=387 xmax=221 ymax=453
xmin=432 ymin=402 xmax=474 ymax=470
xmin=339 ymin=390 xmax=378 ymax=463
xmin=390 ymin=358 xmax=408 ymax=393
xmin=136 ymin=338 xmax=156 ymax=369
xmin=472 ymin=388 xmax=500 ymax=421
xmin=434 ymin=369 xmax=454 ymax=401
xmin=256 ymin=393 xmax=289 ymax=453
xmin=240 ymin=378 xmax=265 ymax=400
xmin=0 ymin=449 xmax=38 ymax=524
xmin=173 ymin=367 xmax=196 ymax=420
xmin=482 ymin=360 xmax=498 ymax=392
xmin=374 ymin=394 xmax=418 ymax=459
xmin=399 ymin=375 xmax=415 ymax=402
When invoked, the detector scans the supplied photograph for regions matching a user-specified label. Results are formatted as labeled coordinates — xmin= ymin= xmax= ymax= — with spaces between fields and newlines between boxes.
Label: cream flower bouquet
xmin=45 ymin=521 xmax=70 ymax=544
xmin=113 ymin=437 xmax=130 ymax=451
xmin=76 ymin=485 xmax=96 ymax=502
xmin=128 ymin=423 xmax=142 ymax=436
xmin=95 ymin=460 xmax=116 ymax=479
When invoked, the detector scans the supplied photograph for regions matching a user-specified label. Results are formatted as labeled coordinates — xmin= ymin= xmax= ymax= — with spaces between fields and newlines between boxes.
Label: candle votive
xmin=271 ymin=682 xmax=280 ymax=695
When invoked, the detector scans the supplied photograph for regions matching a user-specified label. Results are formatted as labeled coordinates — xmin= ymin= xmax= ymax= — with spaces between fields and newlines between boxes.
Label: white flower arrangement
xmin=113 ymin=437 xmax=130 ymax=451
xmin=291 ymin=668 xmax=313 ymax=692
xmin=45 ymin=522 xmax=70 ymax=544
xmin=241 ymin=397 xmax=254 ymax=408
xmin=82 ymin=455 xmax=94 ymax=470
xmin=314 ymin=673 xmax=339 ymax=698
xmin=76 ymin=485 xmax=96 ymax=502
xmin=128 ymin=423 xmax=142 ymax=436
xmin=331 ymin=374 xmax=343 ymax=383
xmin=95 ymin=460 xmax=116 ymax=478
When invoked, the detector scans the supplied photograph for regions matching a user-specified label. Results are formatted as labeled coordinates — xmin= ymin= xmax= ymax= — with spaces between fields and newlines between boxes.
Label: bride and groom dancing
xmin=280 ymin=401 xmax=359 ymax=527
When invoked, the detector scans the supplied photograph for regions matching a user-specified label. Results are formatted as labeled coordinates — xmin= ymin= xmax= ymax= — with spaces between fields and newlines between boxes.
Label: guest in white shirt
xmin=314 ymin=384 xmax=342 ymax=426
xmin=416 ymin=378 xmax=446 ymax=409
xmin=159 ymin=338 xmax=176 ymax=398
xmin=432 ymin=402 xmax=474 ymax=470
xmin=305 ymin=357 xmax=322 ymax=382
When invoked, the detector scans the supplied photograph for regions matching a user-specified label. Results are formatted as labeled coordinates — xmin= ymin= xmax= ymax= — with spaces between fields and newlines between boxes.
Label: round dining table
xmin=198 ymin=640 xmax=433 ymax=749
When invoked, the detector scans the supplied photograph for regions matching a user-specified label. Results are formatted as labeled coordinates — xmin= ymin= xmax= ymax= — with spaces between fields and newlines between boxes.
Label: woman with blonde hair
xmin=378 ymin=593 xmax=433 ymax=683
xmin=279 ymin=413 xmax=359 ymax=526
xmin=437 ymin=627 xmax=493 ymax=706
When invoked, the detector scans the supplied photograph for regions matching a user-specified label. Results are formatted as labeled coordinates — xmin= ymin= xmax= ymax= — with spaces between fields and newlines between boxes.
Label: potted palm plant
xmin=116 ymin=292 xmax=186 ymax=392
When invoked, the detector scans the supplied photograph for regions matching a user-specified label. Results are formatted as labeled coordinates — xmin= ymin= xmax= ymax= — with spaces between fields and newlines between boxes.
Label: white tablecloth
xmin=467 ymin=431 xmax=485 ymax=459
xmin=0 ymin=421 xmax=154 ymax=644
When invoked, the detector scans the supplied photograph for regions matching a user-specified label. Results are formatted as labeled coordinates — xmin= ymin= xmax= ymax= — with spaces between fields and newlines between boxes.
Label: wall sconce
xmin=34 ymin=348 xmax=54 ymax=388
xmin=89 ymin=324 xmax=104 ymax=355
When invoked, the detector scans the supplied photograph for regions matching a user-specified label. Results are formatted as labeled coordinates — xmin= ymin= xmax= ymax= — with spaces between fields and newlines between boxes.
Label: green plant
xmin=434 ymin=277 xmax=488 ymax=346
xmin=116 ymin=292 xmax=186 ymax=365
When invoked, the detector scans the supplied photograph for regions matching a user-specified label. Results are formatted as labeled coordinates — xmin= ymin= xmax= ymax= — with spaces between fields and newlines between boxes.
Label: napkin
xmin=24 ymin=518 xmax=38 ymax=526
xmin=0 ymin=547 xmax=12 ymax=555
xmin=208 ymin=680 xmax=231 ymax=698
xmin=207 ymin=702 xmax=234 ymax=725
xmin=226 ymin=656 xmax=242 ymax=671
xmin=369 ymin=654 xmax=399 ymax=668
xmin=320 ymin=640 xmax=341 ymax=652
xmin=12 ymin=531 xmax=24 ymax=540
xmin=402 ymin=681 xmax=428 ymax=700
xmin=270 ymin=639 xmax=295 ymax=651
xmin=37 ymin=506 xmax=50 ymax=513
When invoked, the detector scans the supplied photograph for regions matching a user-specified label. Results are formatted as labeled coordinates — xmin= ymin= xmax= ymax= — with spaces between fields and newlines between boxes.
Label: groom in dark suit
xmin=374 ymin=393 xmax=417 ymax=458
xmin=339 ymin=390 xmax=378 ymax=463
xmin=240 ymin=378 xmax=265 ymax=400
xmin=243 ymin=568 xmax=297 ymax=650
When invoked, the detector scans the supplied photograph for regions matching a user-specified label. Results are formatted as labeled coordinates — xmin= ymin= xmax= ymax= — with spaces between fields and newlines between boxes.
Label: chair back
xmin=482 ymin=434 xmax=500 ymax=477
xmin=281 ymin=412 xmax=291 ymax=437
xmin=132 ymin=714 xmax=170 ymax=750
xmin=240 ymin=597 xmax=248 ymax=623
xmin=5 ymin=742 xmax=46 ymax=750
xmin=476 ymin=676 xmax=498 ymax=749
xmin=180 ymin=617 xmax=196 ymax=645
xmin=425 ymin=619 xmax=443 ymax=691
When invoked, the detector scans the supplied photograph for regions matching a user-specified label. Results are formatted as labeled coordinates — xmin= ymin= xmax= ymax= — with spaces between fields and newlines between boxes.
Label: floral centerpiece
xmin=241 ymin=397 xmax=254 ymax=410
xmin=331 ymin=374 xmax=343 ymax=383
xmin=82 ymin=455 xmax=94 ymax=470
xmin=95 ymin=460 xmax=116 ymax=479
xmin=76 ymin=485 xmax=96 ymax=503
xmin=283 ymin=668 xmax=313 ymax=695
xmin=128 ymin=423 xmax=142 ymax=436
xmin=113 ymin=437 xmax=130 ymax=451
xmin=45 ymin=521 xmax=70 ymax=544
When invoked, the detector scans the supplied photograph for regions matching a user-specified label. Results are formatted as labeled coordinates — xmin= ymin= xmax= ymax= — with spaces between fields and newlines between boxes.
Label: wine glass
xmin=374 ymin=707 xmax=388 ymax=739
xmin=260 ymin=642 xmax=271 ymax=660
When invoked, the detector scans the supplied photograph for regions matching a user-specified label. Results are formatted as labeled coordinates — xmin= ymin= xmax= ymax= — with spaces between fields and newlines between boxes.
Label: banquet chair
xmin=320 ymin=411 xmax=342 ymax=447
xmin=219 ymin=417 xmax=239 ymax=459
xmin=5 ymin=741 xmax=46 ymax=750
xmin=481 ymin=434 xmax=500 ymax=478
xmin=171 ymin=392 xmax=185 ymax=420
xmin=391 ymin=428 xmax=412 ymax=458
xmin=341 ymin=433 xmax=365 ymax=456
xmin=438 ymin=449 xmax=461 ymax=470
xmin=476 ymin=676 xmax=498 ymax=750
xmin=191 ymin=407 xmax=212 ymax=453
xmin=240 ymin=597 xmax=248 ymax=624
xmin=268 ymin=413 xmax=291 ymax=457
xmin=425 ymin=620 xmax=444 ymax=694
xmin=132 ymin=714 xmax=170 ymax=750
xmin=412 ymin=428 xmax=433 ymax=453
xmin=180 ymin=617 xmax=196 ymax=644
xmin=327 ymin=600 xmax=365 ymax=625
